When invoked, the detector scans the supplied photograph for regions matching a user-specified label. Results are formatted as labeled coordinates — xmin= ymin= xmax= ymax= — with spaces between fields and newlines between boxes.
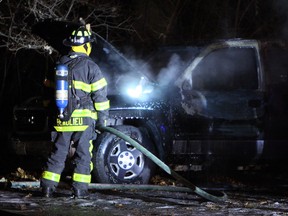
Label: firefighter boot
xmin=42 ymin=186 xmax=55 ymax=198
xmin=72 ymin=189 xmax=89 ymax=199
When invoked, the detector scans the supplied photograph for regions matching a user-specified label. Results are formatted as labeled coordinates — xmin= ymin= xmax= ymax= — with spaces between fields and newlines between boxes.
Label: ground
xmin=0 ymin=168 xmax=288 ymax=216
xmin=0 ymin=184 xmax=288 ymax=216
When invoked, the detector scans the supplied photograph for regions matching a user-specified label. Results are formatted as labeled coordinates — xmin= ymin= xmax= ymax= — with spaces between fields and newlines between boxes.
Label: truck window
xmin=192 ymin=47 xmax=258 ymax=91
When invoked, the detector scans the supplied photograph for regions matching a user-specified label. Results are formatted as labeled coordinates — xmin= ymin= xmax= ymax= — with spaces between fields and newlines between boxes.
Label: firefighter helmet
xmin=63 ymin=26 xmax=93 ymax=46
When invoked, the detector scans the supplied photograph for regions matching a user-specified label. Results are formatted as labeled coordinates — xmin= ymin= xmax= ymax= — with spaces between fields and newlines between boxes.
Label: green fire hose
xmin=97 ymin=126 xmax=227 ymax=203
xmin=2 ymin=126 xmax=227 ymax=203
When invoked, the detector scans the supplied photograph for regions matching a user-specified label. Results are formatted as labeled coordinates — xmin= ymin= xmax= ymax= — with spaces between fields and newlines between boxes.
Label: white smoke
xmin=156 ymin=53 xmax=184 ymax=86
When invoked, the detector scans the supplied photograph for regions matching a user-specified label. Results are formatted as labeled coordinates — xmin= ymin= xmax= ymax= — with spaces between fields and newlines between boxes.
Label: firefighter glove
xmin=97 ymin=118 xmax=107 ymax=127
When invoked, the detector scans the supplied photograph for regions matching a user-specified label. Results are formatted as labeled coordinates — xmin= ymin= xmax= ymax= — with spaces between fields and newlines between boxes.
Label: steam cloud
xmin=156 ymin=54 xmax=184 ymax=86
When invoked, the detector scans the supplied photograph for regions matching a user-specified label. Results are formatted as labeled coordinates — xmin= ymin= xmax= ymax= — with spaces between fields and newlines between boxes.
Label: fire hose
xmin=3 ymin=126 xmax=227 ymax=203
xmin=96 ymin=126 xmax=227 ymax=203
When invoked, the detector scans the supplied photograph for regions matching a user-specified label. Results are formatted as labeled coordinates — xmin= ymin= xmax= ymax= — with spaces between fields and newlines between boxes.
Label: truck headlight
xmin=126 ymin=77 xmax=154 ymax=99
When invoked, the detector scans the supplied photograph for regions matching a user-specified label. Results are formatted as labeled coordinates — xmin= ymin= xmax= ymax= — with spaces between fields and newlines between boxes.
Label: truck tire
xmin=92 ymin=125 xmax=156 ymax=184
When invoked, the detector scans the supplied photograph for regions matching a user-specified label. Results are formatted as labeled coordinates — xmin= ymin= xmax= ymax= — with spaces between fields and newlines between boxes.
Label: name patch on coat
xmin=57 ymin=117 xmax=84 ymax=126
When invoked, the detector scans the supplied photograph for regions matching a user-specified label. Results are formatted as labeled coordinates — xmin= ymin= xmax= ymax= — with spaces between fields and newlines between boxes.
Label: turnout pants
xmin=41 ymin=123 xmax=96 ymax=191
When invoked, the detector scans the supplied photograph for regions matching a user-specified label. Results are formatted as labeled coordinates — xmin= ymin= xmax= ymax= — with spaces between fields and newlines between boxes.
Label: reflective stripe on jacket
xmin=54 ymin=109 xmax=97 ymax=132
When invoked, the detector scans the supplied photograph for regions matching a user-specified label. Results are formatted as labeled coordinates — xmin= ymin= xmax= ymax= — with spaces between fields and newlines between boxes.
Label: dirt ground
xmin=0 ymin=185 xmax=288 ymax=216
xmin=1 ymin=170 xmax=288 ymax=216
xmin=1 ymin=154 xmax=288 ymax=215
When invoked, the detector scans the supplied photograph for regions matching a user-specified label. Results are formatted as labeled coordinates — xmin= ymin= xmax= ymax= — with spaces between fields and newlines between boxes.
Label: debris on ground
xmin=150 ymin=175 xmax=177 ymax=186
xmin=9 ymin=167 xmax=39 ymax=181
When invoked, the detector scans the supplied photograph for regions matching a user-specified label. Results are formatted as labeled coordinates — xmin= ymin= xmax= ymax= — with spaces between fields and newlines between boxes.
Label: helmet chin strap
xmin=72 ymin=42 xmax=91 ymax=56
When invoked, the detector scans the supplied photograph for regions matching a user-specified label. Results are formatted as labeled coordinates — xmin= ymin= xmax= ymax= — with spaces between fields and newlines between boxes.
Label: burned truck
xmin=11 ymin=21 xmax=288 ymax=184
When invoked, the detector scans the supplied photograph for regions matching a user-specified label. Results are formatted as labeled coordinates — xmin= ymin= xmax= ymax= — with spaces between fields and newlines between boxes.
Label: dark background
xmin=1 ymin=0 xmax=288 ymax=173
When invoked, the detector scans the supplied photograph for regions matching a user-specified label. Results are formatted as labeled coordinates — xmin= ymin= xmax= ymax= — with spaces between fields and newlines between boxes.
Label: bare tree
xmin=0 ymin=0 xmax=135 ymax=54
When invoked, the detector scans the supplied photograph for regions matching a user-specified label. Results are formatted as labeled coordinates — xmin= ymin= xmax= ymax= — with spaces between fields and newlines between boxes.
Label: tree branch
xmin=0 ymin=0 xmax=136 ymax=54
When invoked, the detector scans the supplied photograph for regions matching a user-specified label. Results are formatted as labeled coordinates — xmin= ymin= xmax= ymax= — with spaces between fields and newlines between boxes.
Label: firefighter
xmin=40 ymin=26 xmax=110 ymax=198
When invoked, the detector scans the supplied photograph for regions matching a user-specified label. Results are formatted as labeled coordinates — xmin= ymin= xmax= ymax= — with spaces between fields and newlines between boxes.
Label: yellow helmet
xmin=63 ymin=26 xmax=94 ymax=46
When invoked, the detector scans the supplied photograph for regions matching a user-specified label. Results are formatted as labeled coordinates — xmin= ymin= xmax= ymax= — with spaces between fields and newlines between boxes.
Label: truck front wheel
xmin=92 ymin=125 xmax=156 ymax=184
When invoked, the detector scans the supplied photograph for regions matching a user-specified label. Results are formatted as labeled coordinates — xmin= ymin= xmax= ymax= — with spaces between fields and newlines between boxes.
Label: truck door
xmin=174 ymin=41 xmax=265 ymax=139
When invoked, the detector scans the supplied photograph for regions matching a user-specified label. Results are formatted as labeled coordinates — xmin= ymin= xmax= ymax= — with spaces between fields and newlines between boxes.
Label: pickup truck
xmin=10 ymin=20 xmax=288 ymax=184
